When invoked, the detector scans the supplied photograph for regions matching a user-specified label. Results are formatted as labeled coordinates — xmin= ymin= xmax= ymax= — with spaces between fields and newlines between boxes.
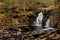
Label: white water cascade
xmin=33 ymin=12 xmax=55 ymax=32
xmin=20 ymin=12 xmax=55 ymax=40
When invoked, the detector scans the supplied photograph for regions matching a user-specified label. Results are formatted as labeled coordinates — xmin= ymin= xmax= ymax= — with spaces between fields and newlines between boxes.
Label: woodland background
xmin=0 ymin=0 xmax=60 ymax=40
xmin=0 ymin=0 xmax=60 ymax=29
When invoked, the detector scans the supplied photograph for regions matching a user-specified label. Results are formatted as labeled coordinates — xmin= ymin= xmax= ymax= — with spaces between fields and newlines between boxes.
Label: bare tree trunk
xmin=23 ymin=0 xmax=25 ymax=14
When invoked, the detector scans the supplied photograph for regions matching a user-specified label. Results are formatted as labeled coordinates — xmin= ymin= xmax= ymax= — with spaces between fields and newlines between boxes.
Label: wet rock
xmin=32 ymin=34 xmax=40 ymax=38
xmin=0 ymin=30 xmax=3 ymax=34
xmin=5 ymin=37 xmax=15 ymax=40
xmin=56 ymin=29 xmax=60 ymax=34
xmin=17 ymin=32 xmax=22 ymax=36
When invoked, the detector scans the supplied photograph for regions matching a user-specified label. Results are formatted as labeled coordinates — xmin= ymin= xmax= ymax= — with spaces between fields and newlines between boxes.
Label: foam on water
xmin=33 ymin=12 xmax=55 ymax=32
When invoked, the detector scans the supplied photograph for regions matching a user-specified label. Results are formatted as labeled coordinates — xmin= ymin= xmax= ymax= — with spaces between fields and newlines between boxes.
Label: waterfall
xmin=33 ymin=12 xmax=43 ymax=32
xmin=33 ymin=12 xmax=55 ymax=32
xmin=43 ymin=19 xmax=55 ymax=31
xmin=35 ymin=12 xmax=43 ymax=26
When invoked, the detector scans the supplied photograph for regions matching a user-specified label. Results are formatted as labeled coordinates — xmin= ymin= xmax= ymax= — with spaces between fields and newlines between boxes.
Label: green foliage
xmin=5 ymin=7 xmax=12 ymax=17
xmin=55 ymin=0 xmax=60 ymax=3
xmin=2 ymin=0 xmax=8 ymax=3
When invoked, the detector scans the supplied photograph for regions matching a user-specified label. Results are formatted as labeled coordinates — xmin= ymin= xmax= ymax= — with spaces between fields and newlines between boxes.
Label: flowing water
xmin=21 ymin=11 xmax=55 ymax=40
xmin=33 ymin=12 xmax=55 ymax=32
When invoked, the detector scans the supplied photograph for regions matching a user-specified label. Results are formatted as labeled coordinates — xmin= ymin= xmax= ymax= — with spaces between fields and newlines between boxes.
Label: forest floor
xmin=0 ymin=26 xmax=60 ymax=40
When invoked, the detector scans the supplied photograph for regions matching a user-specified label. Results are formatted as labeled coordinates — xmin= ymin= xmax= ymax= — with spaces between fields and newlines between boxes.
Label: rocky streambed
xmin=0 ymin=26 xmax=60 ymax=40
